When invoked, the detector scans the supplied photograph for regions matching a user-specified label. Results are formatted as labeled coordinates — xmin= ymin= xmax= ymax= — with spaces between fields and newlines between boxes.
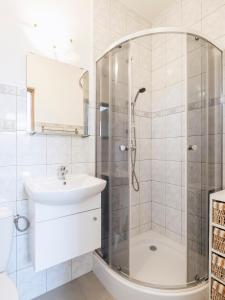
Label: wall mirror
xmin=27 ymin=54 xmax=89 ymax=136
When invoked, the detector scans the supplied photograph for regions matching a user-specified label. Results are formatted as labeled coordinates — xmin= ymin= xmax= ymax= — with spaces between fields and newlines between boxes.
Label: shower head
xmin=133 ymin=87 xmax=146 ymax=105
xmin=139 ymin=88 xmax=146 ymax=93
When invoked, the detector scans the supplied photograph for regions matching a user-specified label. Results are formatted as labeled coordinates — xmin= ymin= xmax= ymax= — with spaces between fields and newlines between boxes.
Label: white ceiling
xmin=0 ymin=0 xmax=175 ymax=69
xmin=119 ymin=0 xmax=175 ymax=22
xmin=1 ymin=0 xmax=92 ymax=68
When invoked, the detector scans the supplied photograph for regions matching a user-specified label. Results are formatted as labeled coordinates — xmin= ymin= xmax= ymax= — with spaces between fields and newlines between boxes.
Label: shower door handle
xmin=188 ymin=145 xmax=198 ymax=151
xmin=119 ymin=145 xmax=128 ymax=152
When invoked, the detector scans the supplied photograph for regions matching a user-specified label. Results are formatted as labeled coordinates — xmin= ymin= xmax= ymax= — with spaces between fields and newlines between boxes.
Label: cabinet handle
xmin=93 ymin=217 xmax=97 ymax=221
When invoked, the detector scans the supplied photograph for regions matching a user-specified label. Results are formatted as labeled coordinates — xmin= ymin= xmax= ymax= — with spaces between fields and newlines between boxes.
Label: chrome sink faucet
xmin=58 ymin=165 xmax=68 ymax=181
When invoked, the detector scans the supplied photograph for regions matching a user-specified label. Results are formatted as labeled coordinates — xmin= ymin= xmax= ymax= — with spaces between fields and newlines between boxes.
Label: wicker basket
xmin=211 ymin=279 xmax=225 ymax=300
xmin=212 ymin=253 xmax=225 ymax=282
xmin=213 ymin=228 xmax=225 ymax=254
xmin=213 ymin=201 xmax=225 ymax=226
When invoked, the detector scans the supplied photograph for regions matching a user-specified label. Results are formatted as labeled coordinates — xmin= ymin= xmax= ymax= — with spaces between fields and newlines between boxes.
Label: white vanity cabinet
xmin=29 ymin=195 xmax=101 ymax=271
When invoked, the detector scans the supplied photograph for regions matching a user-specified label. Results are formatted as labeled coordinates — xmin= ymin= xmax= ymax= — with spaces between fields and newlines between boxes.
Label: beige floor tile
xmin=34 ymin=272 xmax=114 ymax=300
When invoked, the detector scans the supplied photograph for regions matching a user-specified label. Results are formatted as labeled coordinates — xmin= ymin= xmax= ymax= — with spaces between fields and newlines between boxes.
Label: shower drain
xmin=149 ymin=245 xmax=157 ymax=251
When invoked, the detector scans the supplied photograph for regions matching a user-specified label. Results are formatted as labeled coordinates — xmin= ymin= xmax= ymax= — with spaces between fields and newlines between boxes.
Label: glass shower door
xmin=187 ymin=35 xmax=223 ymax=283
xmin=96 ymin=42 xmax=130 ymax=275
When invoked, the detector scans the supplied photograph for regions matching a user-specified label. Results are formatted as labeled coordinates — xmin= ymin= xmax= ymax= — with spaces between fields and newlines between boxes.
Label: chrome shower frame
xmin=95 ymin=27 xmax=223 ymax=291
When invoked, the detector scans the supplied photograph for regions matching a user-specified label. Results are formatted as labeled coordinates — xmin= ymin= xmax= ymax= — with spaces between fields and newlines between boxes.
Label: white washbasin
xmin=25 ymin=174 xmax=106 ymax=205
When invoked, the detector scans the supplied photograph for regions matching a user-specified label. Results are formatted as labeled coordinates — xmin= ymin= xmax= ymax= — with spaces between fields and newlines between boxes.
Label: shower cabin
xmin=95 ymin=29 xmax=223 ymax=293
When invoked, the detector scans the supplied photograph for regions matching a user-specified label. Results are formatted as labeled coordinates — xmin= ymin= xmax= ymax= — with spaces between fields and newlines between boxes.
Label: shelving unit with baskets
xmin=210 ymin=191 xmax=225 ymax=300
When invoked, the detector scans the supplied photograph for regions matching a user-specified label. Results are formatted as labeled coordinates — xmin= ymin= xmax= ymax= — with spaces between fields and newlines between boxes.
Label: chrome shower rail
xmin=96 ymin=27 xmax=222 ymax=62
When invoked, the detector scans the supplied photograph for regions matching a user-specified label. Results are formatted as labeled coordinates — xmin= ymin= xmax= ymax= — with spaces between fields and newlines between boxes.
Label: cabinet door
xmin=34 ymin=209 xmax=101 ymax=271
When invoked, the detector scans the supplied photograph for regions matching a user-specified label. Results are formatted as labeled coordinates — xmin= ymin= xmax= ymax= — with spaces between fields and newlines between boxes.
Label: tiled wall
xmin=151 ymin=0 xmax=225 ymax=180
xmin=150 ymin=33 xmax=186 ymax=242
xmin=93 ymin=0 xmax=153 ymax=237
xmin=0 ymin=82 xmax=95 ymax=300
xmin=128 ymin=33 xmax=186 ymax=243
xmin=130 ymin=38 xmax=152 ymax=235
xmin=93 ymin=0 xmax=151 ymax=60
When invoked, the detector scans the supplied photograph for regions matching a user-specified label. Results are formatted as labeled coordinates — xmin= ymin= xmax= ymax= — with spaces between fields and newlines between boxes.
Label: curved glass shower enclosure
xmin=96 ymin=29 xmax=223 ymax=289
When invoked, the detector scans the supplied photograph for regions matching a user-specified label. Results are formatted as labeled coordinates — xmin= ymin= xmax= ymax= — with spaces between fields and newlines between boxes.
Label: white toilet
xmin=0 ymin=207 xmax=18 ymax=300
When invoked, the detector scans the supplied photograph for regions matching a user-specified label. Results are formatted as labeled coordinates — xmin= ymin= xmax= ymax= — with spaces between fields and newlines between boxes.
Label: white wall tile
xmin=182 ymin=0 xmax=202 ymax=27
xmin=0 ymin=132 xmax=16 ymax=166
xmin=47 ymin=261 xmax=72 ymax=291
xmin=139 ymin=117 xmax=151 ymax=139
xmin=202 ymin=6 xmax=225 ymax=40
xmin=152 ymin=117 xmax=165 ymax=138
xmin=72 ymin=136 xmax=95 ymax=163
xmin=152 ymin=45 xmax=166 ymax=71
xmin=0 ymin=84 xmax=17 ymax=95
xmin=152 ymin=181 xmax=165 ymax=205
xmin=131 ymin=205 xmax=140 ymax=228
xmin=151 ymin=89 xmax=165 ymax=112
xmin=0 ymin=166 xmax=16 ymax=203
xmin=9 ymin=272 xmax=17 ymax=285
xmin=17 ymin=267 xmax=46 ymax=300
xmin=166 ymin=229 xmax=182 ymax=242
xmin=139 ymin=202 xmax=151 ymax=225
xmin=166 ymin=83 xmax=184 ymax=109
xmin=17 ymin=132 xmax=46 ymax=165
xmin=152 ymin=202 xmax=165 ymax=227
xmin=17 ymin=234 xmax=31 ymax=270
xmin=140 ymin=181 xmax=151 ymax=203
xmin=71 ymin=162 xmax=95 ymax=176
xmin=202 ymin=0 xmax=225 ymax=18
xmin=165 ymin=161 xmax=182 ymax=185
xmin=166 ymin=0 xmax=182 ymax=27
xmin=72 ymin=252 xmax=92 ymax=280
xmin=94 ymin=0 xmax=110 ymax=28
xmin=151 ymin=139 xmax=165 ymax=160
xmin=165 ymin=114 xmax=181 ymax=137
xmin=139 ymin=139 xmax=151 ymax=160
xmin=166 ymin=35 xmax=184 ymax=63
xmin=166 ymin=207 xmax=182 ymax=235
xmin=17 ymin=165 xmax=46 ymax=200
xmin=165 ymin=184 xmax=182 ymax=210
xmin=152 ymin=67 xmax=166 ymax=91
xmin=151 ymin=160 xmax=165 ymax=182
xmin=7 ymin=237 xmax=17 ymax=274
xmin=152 ymin=222 xmax=165 ymax=234
xmin=0 ymin=93 xmax=16 ymax=130
xmin=187 ymin=47 xmax=204 ymax=78
xmin=110 ymin=0 xmax=127 ymax=36
xmin=165 ymin=137 xmax=182 ymax=161
xmin=46 ymin=135 xmax=71 ymax=165
xmin=140 ymin=159 xmax=151 ymax=181
xmin=131 ymin=189 xmax=139 ymax=207
xmin=17 ymin=96 xmax=27 ymax=131
xmin=166 ymin=58 xmax=183 ymax=86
